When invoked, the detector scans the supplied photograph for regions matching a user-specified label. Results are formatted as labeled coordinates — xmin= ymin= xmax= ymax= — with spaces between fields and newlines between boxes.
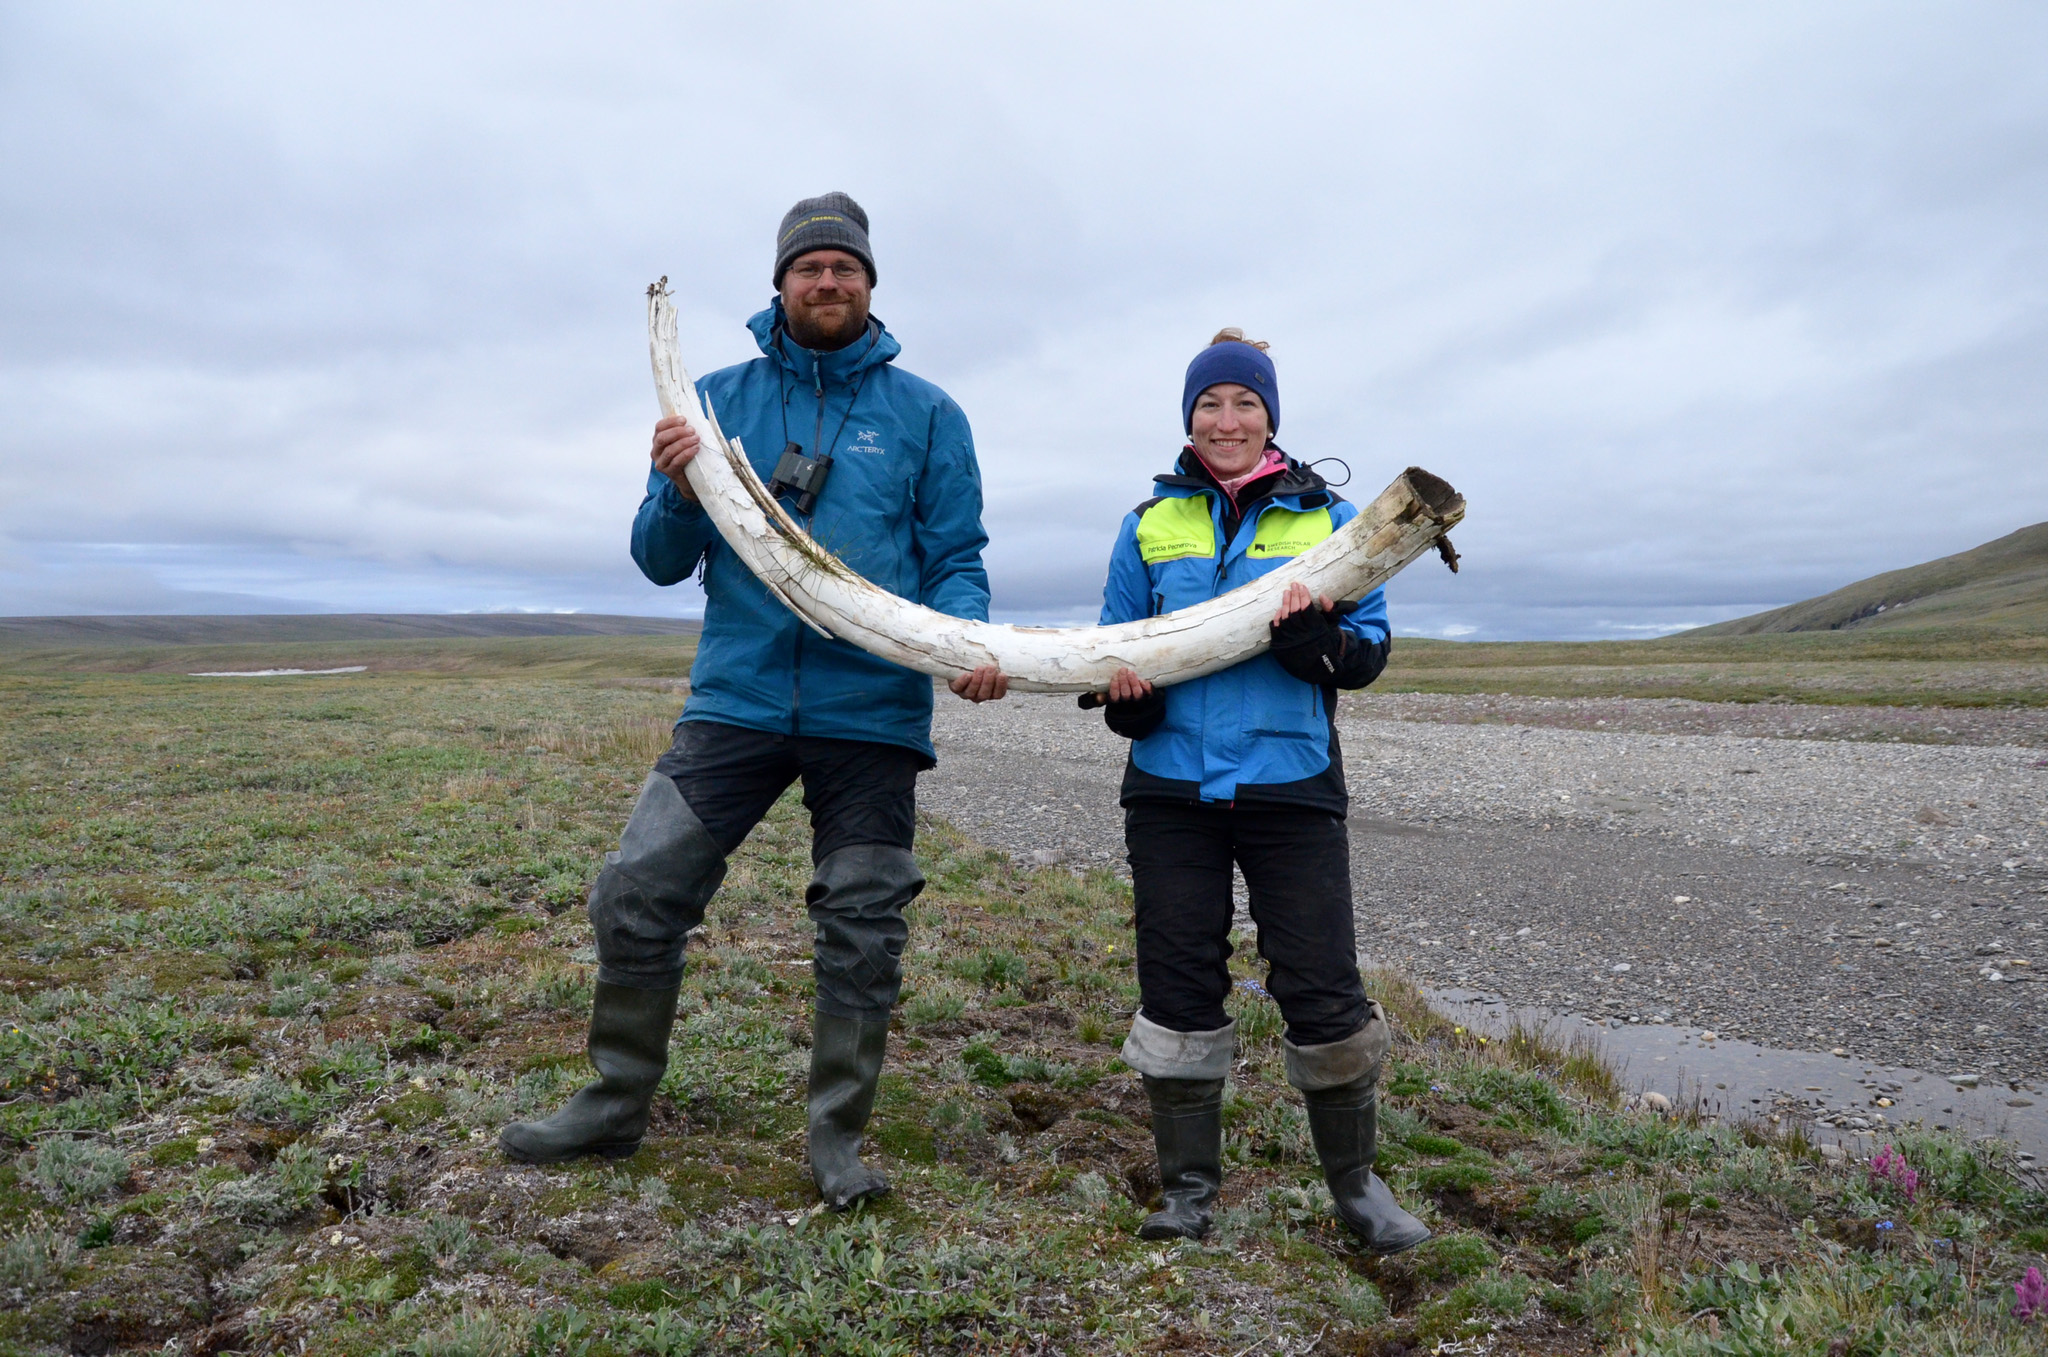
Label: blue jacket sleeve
xmin=1099 ymin=515 xmax=1153 ymax=625
xmin=1342 ymin=587 xmax=1389 ymax=647
xmin=630 ymin=470 xmax=719 ymax=587
xmin=912 ymin=398 xmax=992 ymax=622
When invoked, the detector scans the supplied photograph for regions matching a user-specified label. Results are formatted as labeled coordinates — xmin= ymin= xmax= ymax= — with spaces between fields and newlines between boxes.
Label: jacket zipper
xmin=791 ymin=353 xmax=829 ymax=736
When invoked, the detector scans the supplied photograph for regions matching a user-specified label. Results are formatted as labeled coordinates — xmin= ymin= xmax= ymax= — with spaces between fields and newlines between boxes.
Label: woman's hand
xmin=1273 ymin=580 xmax=1337 ymax=624
xmin=1109 ymin=667 xmax=1153 ymax=703
xmin=651 ymin=415 xmax=702 ymax=501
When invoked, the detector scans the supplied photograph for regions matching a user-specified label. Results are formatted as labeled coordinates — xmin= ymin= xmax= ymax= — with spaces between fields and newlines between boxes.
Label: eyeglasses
xmin=788 ymin=261 xmax=866 ymax=282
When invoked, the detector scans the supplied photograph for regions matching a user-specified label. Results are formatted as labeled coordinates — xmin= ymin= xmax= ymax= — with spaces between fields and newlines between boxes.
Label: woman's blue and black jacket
xmin=1098 ymin=450 xmax=1390 ymax=813
xmin=630 ymin=300 xmax=992 ymax=763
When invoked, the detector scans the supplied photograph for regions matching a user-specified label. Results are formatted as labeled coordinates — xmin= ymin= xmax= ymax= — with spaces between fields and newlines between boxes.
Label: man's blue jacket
xmin=1100 ymin=452 xmax=1389 ymax=807
xmin=632 ymin=300 xmax=991 ymax=761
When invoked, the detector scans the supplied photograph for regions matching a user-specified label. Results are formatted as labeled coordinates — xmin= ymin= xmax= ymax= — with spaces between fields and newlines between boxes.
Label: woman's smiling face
xmin=1188 ymin=383 xmax=1272 ymax=478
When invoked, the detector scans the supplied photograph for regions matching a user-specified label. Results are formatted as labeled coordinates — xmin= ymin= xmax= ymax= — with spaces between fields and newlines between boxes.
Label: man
xmin=501 ymin=193 xmax=1007 ymax=1211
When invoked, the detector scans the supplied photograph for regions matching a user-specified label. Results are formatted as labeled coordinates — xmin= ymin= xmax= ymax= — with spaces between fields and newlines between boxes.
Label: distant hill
xmin=1688 ymin=522 xmax=2048 ymax=637
xmin=0 ymin=613 xmax=701 ymax=649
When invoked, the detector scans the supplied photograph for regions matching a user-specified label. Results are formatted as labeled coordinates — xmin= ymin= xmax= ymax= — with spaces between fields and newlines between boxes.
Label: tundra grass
xmin=1383 ymin=634 xmax=2048 ymax=709
xmin=1 ymin=673 xmax=2044 ymax=1354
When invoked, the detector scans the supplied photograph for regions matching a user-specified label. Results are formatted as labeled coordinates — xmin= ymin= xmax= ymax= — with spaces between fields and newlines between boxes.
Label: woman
xmin=1091 ymin=329 xmax=1431 ymax=1254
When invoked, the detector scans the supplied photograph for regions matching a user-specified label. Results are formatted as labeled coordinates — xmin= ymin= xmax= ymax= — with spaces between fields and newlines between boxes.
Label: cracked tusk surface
xmin=646 ymin=281 xmax=1464 ymax=693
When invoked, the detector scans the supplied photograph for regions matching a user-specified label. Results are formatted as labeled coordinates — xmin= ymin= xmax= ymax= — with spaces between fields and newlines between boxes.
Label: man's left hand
xmin=949 ymin=665 xmax=1009 ymax=703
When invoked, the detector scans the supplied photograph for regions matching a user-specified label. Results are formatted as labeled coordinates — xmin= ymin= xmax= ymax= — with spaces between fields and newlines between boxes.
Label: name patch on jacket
xmin=1135 ymin=496 xmax=1218 ymax=564
xmin=1247 ymin=507 xmax=1333 ymax=559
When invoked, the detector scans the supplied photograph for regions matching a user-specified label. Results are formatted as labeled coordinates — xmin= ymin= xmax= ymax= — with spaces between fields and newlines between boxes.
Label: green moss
xmin=871 ymin=1076 xmax=937 ymax=1164
xmin=1413 ymin=1233 xmax=1496 ymax=1283
xmin=149 ymin=1137 xmax=200 ymax=1167
xmin=376 ymin=1090 xmax=448 ymax=1130
xmin=1415 ymin=1162 xmax=1493 ymax=1194
xmin=607 ymin=1277 xmax=684 ymax=1312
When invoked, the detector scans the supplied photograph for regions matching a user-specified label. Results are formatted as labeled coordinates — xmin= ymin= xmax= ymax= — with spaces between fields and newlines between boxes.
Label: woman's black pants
xmin=1124 ymin=798 xmax=1368 ymax=1047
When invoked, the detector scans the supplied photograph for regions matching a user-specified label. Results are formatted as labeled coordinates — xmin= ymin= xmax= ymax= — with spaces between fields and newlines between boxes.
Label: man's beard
xmin=785 ymin=297 xmax=871 ymax=351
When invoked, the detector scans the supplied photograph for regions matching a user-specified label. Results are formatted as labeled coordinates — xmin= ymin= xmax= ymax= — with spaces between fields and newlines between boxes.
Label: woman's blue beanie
xmin=1182 ymin=341 xmax=1279 ymax=434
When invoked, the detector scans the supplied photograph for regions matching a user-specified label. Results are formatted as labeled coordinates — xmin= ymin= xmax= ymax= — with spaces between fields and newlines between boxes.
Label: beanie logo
xmin=779 ymin=213 xmax=849 ymax=246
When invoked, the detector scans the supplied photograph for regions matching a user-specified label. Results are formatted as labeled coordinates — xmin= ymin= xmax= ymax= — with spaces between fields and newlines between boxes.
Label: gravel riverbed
xmin=923 ymin=693 xmax=2048 ymax=1088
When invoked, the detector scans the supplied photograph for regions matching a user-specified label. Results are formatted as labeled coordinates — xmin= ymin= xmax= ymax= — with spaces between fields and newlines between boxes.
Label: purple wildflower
xmin=1867 ymin=1145 xmax=1920 ymax=1204
xmin=1236 ymin=979 xmax=1270 ymax=999
xmin=2015 ymin=1267 xmax=2048 ymax=1322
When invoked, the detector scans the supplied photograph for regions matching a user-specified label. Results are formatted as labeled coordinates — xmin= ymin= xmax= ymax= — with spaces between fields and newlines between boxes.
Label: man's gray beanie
xmin=774 ymin=192 xmax=875 ymax=287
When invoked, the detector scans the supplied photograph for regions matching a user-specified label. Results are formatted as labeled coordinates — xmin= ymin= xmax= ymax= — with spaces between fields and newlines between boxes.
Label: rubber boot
xmin=499 ymin=981 xmax=680 ymax=1163
xmin=808 ymin=1010 xmax=891 ymax=1210
xmin=1138 ymin=1076 xmax=1225 ymax=1240
xmin=1302 ymin=1079 xmax=1432 ymax=1255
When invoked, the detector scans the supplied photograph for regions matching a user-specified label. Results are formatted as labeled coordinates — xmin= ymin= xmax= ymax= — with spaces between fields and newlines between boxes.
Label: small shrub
xmin=1209 ymin=1201 xmax=1272 ymax=1252
xmin=1266 ymin=1181 xmax=1334 ymax=1228
xmin=1065 ymin=1170 xmax=1118 ymax=1212
xmin=1546 ymin=1267 xmax=1634 ymax=1323
xmin=24 ymin=1136 xmax=129 ymax=1203
xmin=0 ymin=1215 xmax=77 ymax=1291
xmin=238 ymin=1072 xmax=319 ymax=1125
xmin=961 ymin=1040 xmax=1011 ymax=1088
xmin=419 ymin=1213 xmax=484 ymax=1271
xmin=523 ymin=966 xmax=594 ymax=1015
xmin=627 ymin=1310 xmax=704 ymax=1357
xmin=961 ymin=949 xmax=1028 ymax=990
xmin=1225 ymin=1094 xmax=1314 ymax=1166
xmin=1335 ymin=1277 xmax=1388 ymax=1325
xmin=1465 ymin=1271 xmax=1532 ymax=1316
xmin=206 ymin=1139 xmax=325 ymax=1225
xmin=1385 ymin=1062 xmax=1432 ymax=1098
xmin=903 ymin=990 xmax=965 ymax=1029
xmin=400 ymin=1306 xmax=522 ymax=1357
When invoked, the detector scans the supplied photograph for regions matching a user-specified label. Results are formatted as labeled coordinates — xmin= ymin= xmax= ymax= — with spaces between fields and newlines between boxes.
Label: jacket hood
xmin=747 ymin=298 xmax=902 ymax=385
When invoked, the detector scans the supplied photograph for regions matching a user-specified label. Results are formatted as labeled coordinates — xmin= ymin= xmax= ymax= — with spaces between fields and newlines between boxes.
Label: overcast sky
xmin=3 ymin=3 xmax=2045 ymax=639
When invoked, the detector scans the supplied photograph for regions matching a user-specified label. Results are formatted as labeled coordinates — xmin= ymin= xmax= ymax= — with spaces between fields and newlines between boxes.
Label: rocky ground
xmin=924 ymin=693 xmax=2048 ymax=1089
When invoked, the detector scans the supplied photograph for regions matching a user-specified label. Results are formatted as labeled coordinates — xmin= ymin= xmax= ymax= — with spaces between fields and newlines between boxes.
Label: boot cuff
xmin=1284 ymin=1001 xmax=1391 ymax=1091
xmin=1122 ymin=1011 xmax=1236 ymax=1080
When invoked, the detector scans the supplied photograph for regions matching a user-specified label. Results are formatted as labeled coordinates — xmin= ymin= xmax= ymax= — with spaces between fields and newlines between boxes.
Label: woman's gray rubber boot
xmin=1138 ymin=1076 xmax=1225 ymax=1240
xmin=1301 ymin=1080 xmax=1432 ymax=1254
xmin=808 ymin=1010 xmax=892 ymax=1210
xmin=499 ymin=981 xmax=680 ymax=1163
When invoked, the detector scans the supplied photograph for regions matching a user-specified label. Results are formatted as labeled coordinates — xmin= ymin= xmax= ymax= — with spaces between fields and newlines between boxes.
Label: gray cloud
xmin=3 ymin=3 xmax=2045 ymax=638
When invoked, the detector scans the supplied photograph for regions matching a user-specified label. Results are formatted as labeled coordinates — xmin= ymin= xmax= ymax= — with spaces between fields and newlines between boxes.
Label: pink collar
xmin=1194 ymin=446 xmax=1287 ymax=499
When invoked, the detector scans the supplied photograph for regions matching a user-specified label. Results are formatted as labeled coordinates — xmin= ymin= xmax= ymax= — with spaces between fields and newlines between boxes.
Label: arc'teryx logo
xmin=846 ymin=429 xmax=886 ymax=454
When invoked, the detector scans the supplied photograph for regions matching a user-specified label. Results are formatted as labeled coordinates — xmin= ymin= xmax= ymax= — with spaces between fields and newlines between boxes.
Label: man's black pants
xmin=632 ymin=720 xmax=928 ymax=1019
xmin=1124 ymin=798 xmax=1368 ymax=1047
xmin=653 ymin=719 xmax=924 ymax=860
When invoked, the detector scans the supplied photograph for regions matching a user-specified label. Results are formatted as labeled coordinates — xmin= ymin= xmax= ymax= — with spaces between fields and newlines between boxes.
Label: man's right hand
xmin=651 ymin=415 xmax=702 ymax=501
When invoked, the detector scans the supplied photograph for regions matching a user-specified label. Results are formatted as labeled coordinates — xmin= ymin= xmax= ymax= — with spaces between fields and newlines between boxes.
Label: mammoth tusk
xmin=646 ymin=279 xmax=1464 ymax=693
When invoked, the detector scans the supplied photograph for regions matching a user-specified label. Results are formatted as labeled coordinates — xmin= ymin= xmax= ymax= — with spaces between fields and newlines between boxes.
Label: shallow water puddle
xmin=1428 ymin=986 xmax=2048 ymax=1162
xmin=189 ymin=665 xmax=369 ymax=676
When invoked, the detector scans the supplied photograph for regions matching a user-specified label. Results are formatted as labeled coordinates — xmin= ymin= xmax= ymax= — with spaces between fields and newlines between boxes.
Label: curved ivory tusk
xmin=646 ymin=279 xmax=1464 ymax=693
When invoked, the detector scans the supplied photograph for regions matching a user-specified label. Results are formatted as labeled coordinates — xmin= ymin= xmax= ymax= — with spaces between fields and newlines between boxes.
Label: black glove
xmin=1269 ymin=604 xmax=1391 ymax=689
xmin=1078 ymin=688 xmax=1167 ymax=740
xmin=1268 ymin=603 xmax=1348 ymax=684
